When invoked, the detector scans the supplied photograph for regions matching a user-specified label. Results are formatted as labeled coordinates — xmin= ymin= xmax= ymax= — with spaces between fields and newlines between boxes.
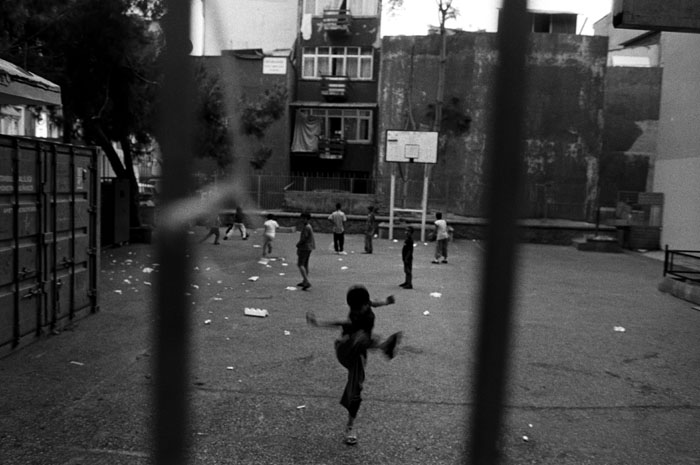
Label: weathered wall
xmin=600 ymin=66 xmax=662 ymax=205
xmin=378 ymin=32 xmax=608 ymax=220
xmin=202 ymin=54 xmax=292 ymax=176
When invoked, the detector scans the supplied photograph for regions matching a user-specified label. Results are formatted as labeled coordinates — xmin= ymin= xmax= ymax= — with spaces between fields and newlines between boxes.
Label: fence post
xmin=303 ymin=176 xmax=307 ymax=192
xmin=257 ymin=175 xmax=262 ymax=208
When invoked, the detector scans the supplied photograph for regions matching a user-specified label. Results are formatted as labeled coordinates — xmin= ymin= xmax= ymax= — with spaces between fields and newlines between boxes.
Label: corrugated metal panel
xmin=0 ymin=135 xmax=99 ymax=354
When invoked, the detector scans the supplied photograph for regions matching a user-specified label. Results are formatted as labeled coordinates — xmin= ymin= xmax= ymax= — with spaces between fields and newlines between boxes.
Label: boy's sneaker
xmin=380 ymin=332 xmax=403 ymax=359
xmin=442 ymin=259 xmax=448 ymax=264
xmin=431 ymin=260 xmax=440 ymax=264
xmin=400 ymin=284 xmax=413 ymax=289
xmin=345 ymin=426 xmax=357 ymax=445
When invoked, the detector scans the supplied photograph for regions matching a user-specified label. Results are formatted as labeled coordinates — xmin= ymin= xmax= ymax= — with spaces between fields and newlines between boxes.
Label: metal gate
xmin=0 ymin=135 xmax=100 ymax=354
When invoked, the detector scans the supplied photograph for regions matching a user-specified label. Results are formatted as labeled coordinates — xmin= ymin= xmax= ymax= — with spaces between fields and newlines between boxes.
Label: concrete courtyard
xmin=1 ymin=228 xmax=699 ymax=464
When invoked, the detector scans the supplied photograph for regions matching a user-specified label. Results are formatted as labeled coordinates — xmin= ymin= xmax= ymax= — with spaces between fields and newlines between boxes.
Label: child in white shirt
xmin=262 ymin=214 xmax=280 ymax=258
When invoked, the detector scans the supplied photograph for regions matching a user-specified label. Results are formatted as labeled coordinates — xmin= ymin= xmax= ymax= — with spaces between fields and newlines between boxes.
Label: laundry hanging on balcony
xmin=291 ymin=110 xmax=321 ymax=153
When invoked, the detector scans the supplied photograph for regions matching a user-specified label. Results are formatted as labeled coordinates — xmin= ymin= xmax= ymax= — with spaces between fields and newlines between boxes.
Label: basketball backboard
xmin=385 ymin=130 xmax=438 ymax=163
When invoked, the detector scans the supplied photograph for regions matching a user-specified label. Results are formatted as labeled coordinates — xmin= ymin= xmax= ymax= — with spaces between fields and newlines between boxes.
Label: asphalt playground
xmin=1 ymin=226 xmax=699 ymax=464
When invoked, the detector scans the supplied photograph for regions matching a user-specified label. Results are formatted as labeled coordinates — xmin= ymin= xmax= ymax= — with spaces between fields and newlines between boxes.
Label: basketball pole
xmin=420 ymin=163 xmax=429 ymax=242
xmin=389 ymin=166 xmax=396 ymax=240
xmin=385 ymin=130 xmax=437 ymax=242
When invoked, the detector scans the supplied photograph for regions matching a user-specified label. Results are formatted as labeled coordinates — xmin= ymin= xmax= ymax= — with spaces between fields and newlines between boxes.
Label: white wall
xmin=653 ymin=32 xmax=700 ymax=249
xmin=191 ymin=0 xmax=298 ymax=56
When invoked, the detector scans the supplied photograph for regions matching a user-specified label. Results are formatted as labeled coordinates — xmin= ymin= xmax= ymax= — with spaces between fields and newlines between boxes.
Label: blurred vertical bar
xmin=470 ymin=0 xmax=529 ymax=464
xmin=154 ymin=1 xmax=195 ymax=464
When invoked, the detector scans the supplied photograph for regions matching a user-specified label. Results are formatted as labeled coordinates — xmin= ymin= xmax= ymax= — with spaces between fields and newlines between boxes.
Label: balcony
xmin=318 ymin=136 xmax=345 ymax=160
xmin=322 ymin=9 xmax=352 ymax=35
xmin=320 ymin=75 xmax=350 ymax=101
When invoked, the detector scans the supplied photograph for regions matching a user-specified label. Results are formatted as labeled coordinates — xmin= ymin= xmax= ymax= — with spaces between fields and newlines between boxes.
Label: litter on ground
xmin=614 ymin=326 xmax=626 ymax=332
xmin=248 ymin=276 xmax=259 ymax=282
xmin=244 ymin=308 xmax=269 ymax=318
xmin=430 ymin=292 xmax=442 ymax=298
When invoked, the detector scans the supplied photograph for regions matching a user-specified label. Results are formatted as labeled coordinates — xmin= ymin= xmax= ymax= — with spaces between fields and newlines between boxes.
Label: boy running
xmin=224 ymin=206 xmax=248 ymax=240
xmin=262 ymin=214 xmax=280 ymax=258
xmin=306 ymin=285 xmax=402 ymax=445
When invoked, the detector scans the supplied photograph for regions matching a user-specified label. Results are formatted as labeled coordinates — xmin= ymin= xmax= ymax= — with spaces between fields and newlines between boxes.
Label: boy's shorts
xmin=335 ymin=332 xmax=371 ymax=369
xmin=297 ymin=249 xmax=311 ymax=268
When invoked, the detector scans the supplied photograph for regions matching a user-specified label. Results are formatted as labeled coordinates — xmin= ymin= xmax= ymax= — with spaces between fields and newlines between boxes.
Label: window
xmin=302 ymin=108 xmax=372 ymax=143
xmin=303 ymin=0 xmax=378 ymax=16
xmin=528 ymin=13 xmax=577 ymax=34
xmin=302 ymin=47 xmax=373 ymax=80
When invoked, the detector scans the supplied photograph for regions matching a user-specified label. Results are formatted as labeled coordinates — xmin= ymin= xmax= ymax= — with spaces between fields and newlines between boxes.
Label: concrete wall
xmin=377 ymin=32 xmax=607 ymax=220
xmin=600 ymin=66 xmax=662 ymax=204
xmin=654 ymin=33 xmax=700 ymax=249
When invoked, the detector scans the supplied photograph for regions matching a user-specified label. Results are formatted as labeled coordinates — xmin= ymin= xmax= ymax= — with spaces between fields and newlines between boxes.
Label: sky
xmin=381 ymin=0 xmax=613 ymax=36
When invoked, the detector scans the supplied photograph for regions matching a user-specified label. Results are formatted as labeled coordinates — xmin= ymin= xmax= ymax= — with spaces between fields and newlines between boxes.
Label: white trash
xmin=244 ymin=307 xmax=269 ymax=318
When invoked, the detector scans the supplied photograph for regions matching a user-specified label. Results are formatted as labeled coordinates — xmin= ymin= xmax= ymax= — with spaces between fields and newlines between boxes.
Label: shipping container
xmin=0 ymin=135 xmax=100 ymax=355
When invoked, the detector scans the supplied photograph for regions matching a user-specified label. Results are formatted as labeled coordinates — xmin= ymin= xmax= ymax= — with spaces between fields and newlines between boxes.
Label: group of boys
xmin=294 ymin=203 xmax=448 ymax=291
xmin=204 ymin=202 xmax=449 ymax=291
xmin=200 ymin=203 xmax=451 ymax=447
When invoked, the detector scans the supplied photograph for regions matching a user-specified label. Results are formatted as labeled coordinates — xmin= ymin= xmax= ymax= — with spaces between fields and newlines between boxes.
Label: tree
xmin=385 ymin=0 xmax=459 ymax=207
xmin=193 ymin=62 xmax=233 ymax=170
xmin=0 ymin=0 xmax=165 ymax=228
xmin=239 ymin=85 xmax=287 ymax=170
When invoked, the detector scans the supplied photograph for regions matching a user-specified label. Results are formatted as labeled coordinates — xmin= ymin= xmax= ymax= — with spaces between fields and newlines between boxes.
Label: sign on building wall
xmin=263 ymin=57 xmax=287 ymax=75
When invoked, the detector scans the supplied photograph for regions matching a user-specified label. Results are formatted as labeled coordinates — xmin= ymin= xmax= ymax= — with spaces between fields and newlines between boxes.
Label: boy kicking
xmin=306 ymin=285 xmax=402 ymax=445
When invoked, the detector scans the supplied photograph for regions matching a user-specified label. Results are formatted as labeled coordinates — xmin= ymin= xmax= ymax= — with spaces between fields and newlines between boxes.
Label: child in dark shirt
xmin=400 ymin=226 xmax=414 ymax=289
xmin=306 ymin=285 xmax=402 ymax=445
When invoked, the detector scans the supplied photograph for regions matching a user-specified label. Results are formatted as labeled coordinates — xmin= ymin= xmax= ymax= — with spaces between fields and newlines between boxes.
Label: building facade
xmin=289 ymin=0 xmax=381 ymax=187
xmin=596 ymin=11 xmax=700 ymax=249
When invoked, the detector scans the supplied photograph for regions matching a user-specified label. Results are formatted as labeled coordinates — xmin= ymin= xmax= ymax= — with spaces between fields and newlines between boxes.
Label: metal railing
xmin=239 ymin=173 xmax=590 ymax=219
xmin=663 ymin=246 xmax=700 ymax=284
xmin=154 ymin=2 xmax=531 ymax=464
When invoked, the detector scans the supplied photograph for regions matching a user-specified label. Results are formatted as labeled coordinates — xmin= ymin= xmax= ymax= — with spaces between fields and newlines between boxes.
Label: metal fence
xmin=240 ymin=173 xmax=589 ymax=221
xmin=663 ymin=246 xmax=700 ymax=284
xmin=154 ymin=2 xmax=537 ymax=464
xmin=244 ymin=173 xmax=378 ymax=210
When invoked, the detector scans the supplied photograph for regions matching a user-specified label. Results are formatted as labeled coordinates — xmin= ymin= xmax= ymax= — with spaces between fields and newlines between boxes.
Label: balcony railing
xmin=322 ymin=9 xmax=352 ymax=34
xmin=318 ymin=136 xmax=345 ymax=159
xmin=320 ymin=75 xmax=349 ymax=101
